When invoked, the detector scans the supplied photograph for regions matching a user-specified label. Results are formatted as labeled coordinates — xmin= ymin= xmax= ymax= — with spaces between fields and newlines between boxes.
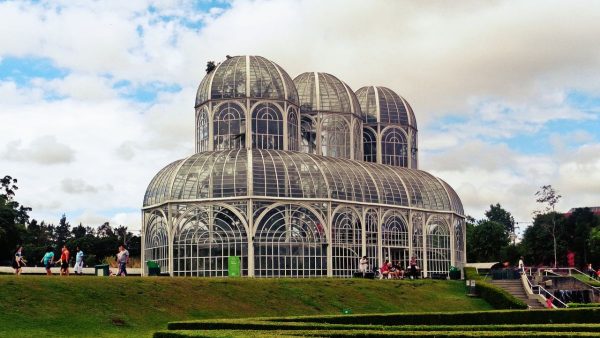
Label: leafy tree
xmin=521 ymin=212 xmax=568 ymax=266
xmin=535 ymin=185 xmax=562 ymax=267
xmin=469 ymin=220 xmax=510 ymax=262
xmin=565 ymin=207 xmax=599 ymax=267
xmin=55 ymin=214 xmax=71 ymax=246
xmin=485 ymin=203 xmax=515 ymax=233
xmin=589 ymin=227 xmax=600 ymax=264
xmin=0 ymin=175 xmax=29 ymax=263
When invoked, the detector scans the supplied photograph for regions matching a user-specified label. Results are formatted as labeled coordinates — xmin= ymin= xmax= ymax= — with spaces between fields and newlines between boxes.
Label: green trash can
xmin=95 ymin=264 xmax=110 ymax=276
xmin=449 ymin=266 xmax=461 ymax=280
xmin=147 ymin=260 xmax=161 ymax=276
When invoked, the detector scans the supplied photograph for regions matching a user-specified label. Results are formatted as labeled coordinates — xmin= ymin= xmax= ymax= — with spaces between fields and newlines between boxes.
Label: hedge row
xmin=463 ymin=266 xmax=527 ymax=309
xmin=155 ymin=329 xmax=600 ymax=338
xmin=568 ymin=303 xmax=600 ymax=308
xmin=272 ymin=308 xmax=600 ymax=325
xmin=475 ymin=281 xmax=528 ymax=309
xmin=167 ymin=320 xmax=600 ymax=332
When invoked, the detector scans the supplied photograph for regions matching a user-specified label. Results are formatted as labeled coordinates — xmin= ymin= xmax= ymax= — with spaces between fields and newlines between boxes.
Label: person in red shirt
xmin=58 ymin=245 xmax=70 ymax=276
xmin=379 ymin=260 xmax=390 ymax=279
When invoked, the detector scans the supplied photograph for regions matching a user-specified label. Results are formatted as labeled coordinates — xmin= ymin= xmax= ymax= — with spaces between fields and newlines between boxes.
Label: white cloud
xmin=1 ymin=0 xmax=600 ymax=233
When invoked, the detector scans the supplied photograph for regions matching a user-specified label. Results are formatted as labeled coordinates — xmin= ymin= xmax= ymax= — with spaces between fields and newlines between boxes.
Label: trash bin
xmin=449 ymin=266 xmax=461 ymax=280
xmin=95 ymin=264 xmax=110 ymax=276
xmin=146 ymin=260 xmax=161 ymax=276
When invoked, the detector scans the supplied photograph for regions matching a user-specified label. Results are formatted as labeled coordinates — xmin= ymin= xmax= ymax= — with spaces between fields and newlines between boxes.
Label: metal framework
xmin=142 ymin=55 xmax=465 ymax=278
xmin=356 ymin=86 xmax=419 ymax=169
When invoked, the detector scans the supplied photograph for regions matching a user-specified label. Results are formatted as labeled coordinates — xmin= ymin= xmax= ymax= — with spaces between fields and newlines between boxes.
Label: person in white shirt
xmin=74 ymin=246 xmax=84 ymax=275
xmin=359 ymin=256 xmax=369 ymax=275
xmin=518 ymin=256 xmax=525 ymax=274
xmin=117 ymin=244 xmax=129 ymax=276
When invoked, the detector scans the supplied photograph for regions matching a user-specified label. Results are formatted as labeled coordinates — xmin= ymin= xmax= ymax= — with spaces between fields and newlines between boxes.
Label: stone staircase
xmin=490 ymin=279 xmax=545 ymax=309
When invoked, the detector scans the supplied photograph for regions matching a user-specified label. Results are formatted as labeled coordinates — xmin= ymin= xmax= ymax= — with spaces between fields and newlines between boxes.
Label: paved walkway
xmin=0 ymin=266 xmax=141 ymax=275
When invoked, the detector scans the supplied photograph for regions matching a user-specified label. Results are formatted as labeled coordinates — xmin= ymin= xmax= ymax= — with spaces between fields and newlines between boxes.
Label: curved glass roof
xmin=293 ymin=72 xmax=363 ymax=118
xmin=355 ymin=86 xmax=417 ymax=128
xmin=196 ymin=55 xmax=299 ymax=107
xmin=143 ymin=149 xmax=463 ymax=215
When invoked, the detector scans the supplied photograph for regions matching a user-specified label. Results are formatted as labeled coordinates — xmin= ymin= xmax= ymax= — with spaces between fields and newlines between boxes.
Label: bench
xmin=353 ymin=271 xmax=375 ymax=279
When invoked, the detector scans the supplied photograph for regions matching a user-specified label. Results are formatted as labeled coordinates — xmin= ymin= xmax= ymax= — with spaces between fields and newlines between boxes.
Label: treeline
xmin=467 ymin=203 xmax=600 ymax=268
xmin=1 ymin=175 xmax=140 ymax=266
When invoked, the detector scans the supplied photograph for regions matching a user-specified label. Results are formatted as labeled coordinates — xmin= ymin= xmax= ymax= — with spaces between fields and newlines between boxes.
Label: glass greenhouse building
xmin=142 ymin=55 xmax=466 ymax=278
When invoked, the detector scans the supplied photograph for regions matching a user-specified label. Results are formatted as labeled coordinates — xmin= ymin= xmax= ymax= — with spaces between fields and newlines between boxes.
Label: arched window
xmin=173 ymin=206 xmax=247 ymax=277
xmin=381 ymin=210 xmax=409 ymax=269
xmin=426 ymin=216 xmax=451 ymax=276
xmin=255 ymin=204 xmax=327 ymax=277
xmin=363 ymin=127 xmax=377 ymax=163
xmin=213 ymin=103 xmax=245 ymax=150
xmin=144 ymin=212 xmax=169 ymax=275
xmin=411 ymin=212 xmax=425 ymax=275
xmin=288 ymin=108 xmax=299 ymax=151
xmin=332 ymin=207 xmax=362 ymax=277
xmin=196 ymin=107 xmax=209 ymax=152
xmin=382 ymin=127 xmax=408 ymax=167
xmin=252 ymin=103 xmax=283 ymax=150
xmin=321 ymin=116 xmax=350 ymax=158
xmin=300 ymin=116 xmax=317 ymax=154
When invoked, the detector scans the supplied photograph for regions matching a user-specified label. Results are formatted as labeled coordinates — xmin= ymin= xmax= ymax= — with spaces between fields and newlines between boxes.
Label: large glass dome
xmin=196 ymin=55 xmax=299 ymax=107
xmin=143 ymin=149 xmax=463 ymax=215
xmin=356 ymin=86 xmax=419 ymax=169
xmin=355 ymin=86 xmax=416 ymax=128
xmin=294 ymin=72 xmax=363 ymax=118
xmin=143 ymin=55 xmax=465 ymax=279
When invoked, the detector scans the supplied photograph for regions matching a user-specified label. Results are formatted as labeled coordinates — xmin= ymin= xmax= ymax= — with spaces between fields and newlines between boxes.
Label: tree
xmin=469 ymin=220 xmax=510 ymax=262
xmin=0 ymin=175 xmax=29 ymax=263
xmin=485 ymin=203 xmax=515 ymax=233
xmin=522 ymin=211 xmax=568 ymax=266
xmin=535 ymin=185 xmax=562 ymax=268
xmin=55 ymin=214 xmax=71 ymax=246
xmin=589 ymin=227 xmax=600 ymax=264
xmin=565 ymin=207 xmax=599 ymax=267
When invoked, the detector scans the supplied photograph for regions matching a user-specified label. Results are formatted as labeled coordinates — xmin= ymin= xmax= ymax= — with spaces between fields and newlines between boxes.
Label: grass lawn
xmin=0 ymin=276 xmax=492 ymax=338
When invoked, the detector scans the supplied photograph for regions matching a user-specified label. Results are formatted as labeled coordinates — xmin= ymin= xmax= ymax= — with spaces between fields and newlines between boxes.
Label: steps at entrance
xmin=490 ymin=279 xmax=545 ymax=309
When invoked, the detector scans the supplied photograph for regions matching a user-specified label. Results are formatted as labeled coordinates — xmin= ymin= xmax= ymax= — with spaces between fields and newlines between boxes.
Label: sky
xmin=1 ymin=0 xmax=599 ymax=236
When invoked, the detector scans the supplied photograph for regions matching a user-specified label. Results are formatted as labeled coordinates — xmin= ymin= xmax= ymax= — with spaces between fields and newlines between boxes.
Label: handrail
xmin=524 ymin=274 xmax=568 ymax=308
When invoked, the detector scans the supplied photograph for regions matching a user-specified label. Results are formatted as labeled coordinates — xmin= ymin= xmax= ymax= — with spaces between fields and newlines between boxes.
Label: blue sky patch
xmin=0 ymin=56 xmax=69 ymax=85
xmin=114 ymin=80 xmax=182 ymax=102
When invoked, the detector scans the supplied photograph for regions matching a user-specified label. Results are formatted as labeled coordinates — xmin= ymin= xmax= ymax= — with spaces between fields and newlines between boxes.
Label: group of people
xmin=12 ymin=244 xmax=130 ymax=277
xmin=358 ymin=255 xmax=421 ymax=279
xmin=586 ymin=263 xmax=600 ymax=279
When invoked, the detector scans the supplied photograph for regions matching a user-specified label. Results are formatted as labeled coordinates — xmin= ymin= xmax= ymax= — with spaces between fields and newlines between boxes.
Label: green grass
xmin=0 ymin=276 xmax=492 ymax=338
xmin=572 ymin=274 xmax=600 ymax=287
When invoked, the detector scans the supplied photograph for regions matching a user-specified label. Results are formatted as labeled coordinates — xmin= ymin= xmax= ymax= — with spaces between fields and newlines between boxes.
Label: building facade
xmin=142 ymin=55 xmax=466 ymax=277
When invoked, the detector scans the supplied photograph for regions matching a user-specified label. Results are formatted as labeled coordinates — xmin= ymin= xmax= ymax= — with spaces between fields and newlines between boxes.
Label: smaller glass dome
xmin=355 ymin=86 xmax=417 ymax=128
xmin=293 ymin=72 xmax=363 ymax=118
xmin=196 ymin=55 xmax=299 ymax=107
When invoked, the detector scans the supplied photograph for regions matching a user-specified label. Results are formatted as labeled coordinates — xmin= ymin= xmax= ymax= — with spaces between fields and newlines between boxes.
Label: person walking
xmin=57 ymin=245 xmax=70 ymax=276
xmin=518 ymin=256 xmax=525 ymax=274
xmin=41 ymin=247 xmax=55 ymax=276
xmin=13 ymin=246 xmax=25 ymax=275
xmin=73 ymin=246 xmax=84 ymax=275
xmin=117 ymin=244 xmax=129 ymax=277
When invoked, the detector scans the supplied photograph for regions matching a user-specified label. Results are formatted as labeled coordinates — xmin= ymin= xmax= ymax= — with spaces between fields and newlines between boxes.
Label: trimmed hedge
xmin=475 ymin=281 xmax=528 ymax=309
xmin=568 ymin=303 xmax=600 ymax=308
xmin=464 ymin=266 xmax=527 ymax=309
xmin=155 ymin=329 xmax=600 ymax=337
xmin=167 ymin=320 xmax=600 ymax=332
xmin=272 ymin=308 xmax=600 ymax=325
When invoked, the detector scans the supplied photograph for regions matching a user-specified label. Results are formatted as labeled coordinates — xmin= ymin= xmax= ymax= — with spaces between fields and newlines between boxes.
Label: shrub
xmin=463 ymin=266 xmax=526 ymax=309
xmin=275 ymin=308 xmax=600 ymax=325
